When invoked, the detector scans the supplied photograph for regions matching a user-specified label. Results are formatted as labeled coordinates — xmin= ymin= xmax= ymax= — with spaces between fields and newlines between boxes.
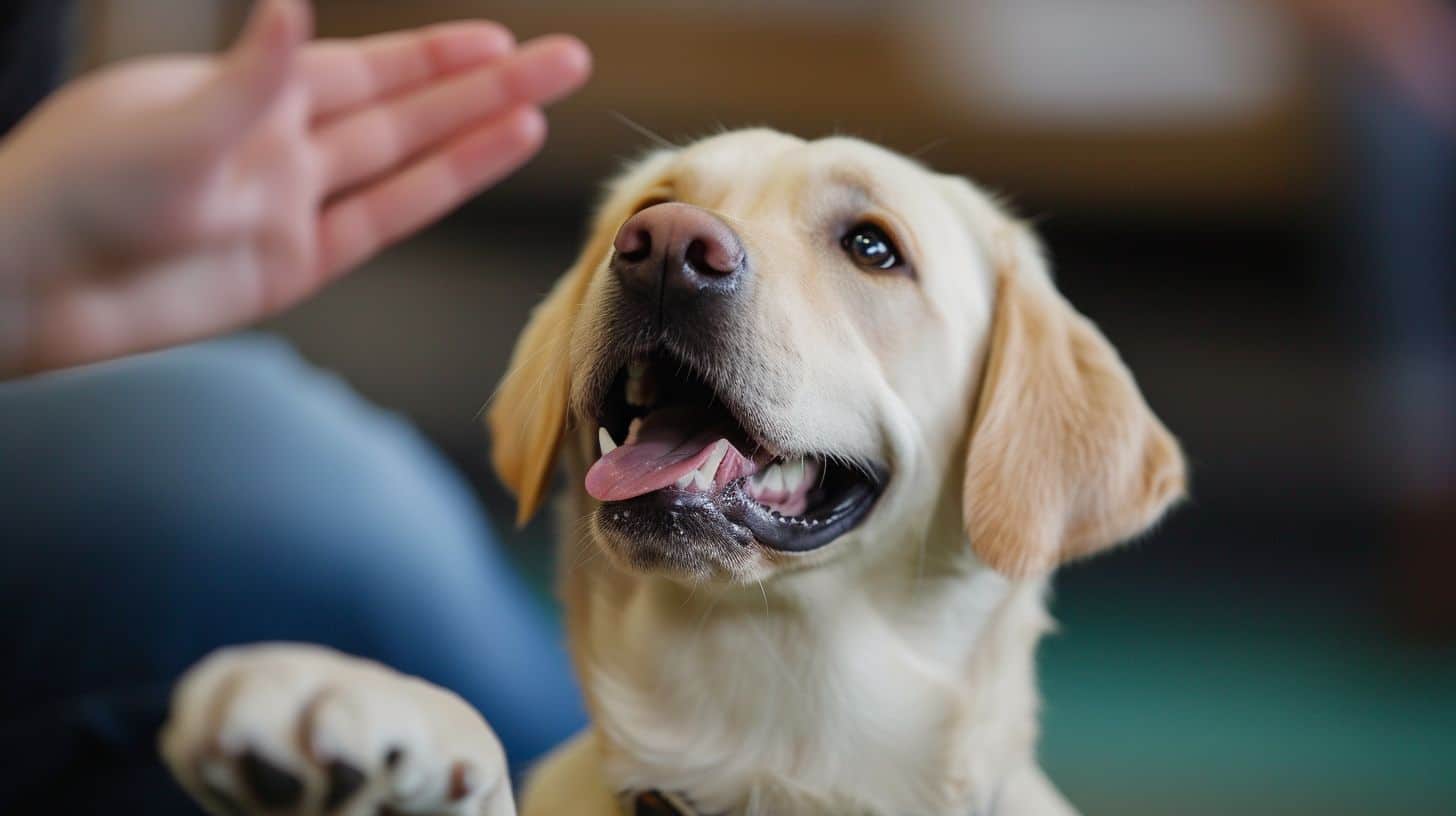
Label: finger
xmin=316 ymin=35 xmax=588 ymax=195
xmin=181 ymin=0 xmax=311 ymax=148
xmin=317 ymin=106 xmax=546 ymax=277
xmin=303 ymin=21 xmax=515 ymax=122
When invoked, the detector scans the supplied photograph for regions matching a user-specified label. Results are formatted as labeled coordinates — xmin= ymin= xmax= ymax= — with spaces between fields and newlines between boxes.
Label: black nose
xmin=610 ymin=203 xmax=747 ymax=311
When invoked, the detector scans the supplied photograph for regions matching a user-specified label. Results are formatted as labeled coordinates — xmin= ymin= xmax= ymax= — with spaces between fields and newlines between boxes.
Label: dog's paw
xmin=161 ymin=643 xmax=513 ymax=816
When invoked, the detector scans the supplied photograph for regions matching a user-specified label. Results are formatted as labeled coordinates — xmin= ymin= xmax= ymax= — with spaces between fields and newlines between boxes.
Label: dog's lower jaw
xmin=545 ymin=523 xmax=1067 ymax=815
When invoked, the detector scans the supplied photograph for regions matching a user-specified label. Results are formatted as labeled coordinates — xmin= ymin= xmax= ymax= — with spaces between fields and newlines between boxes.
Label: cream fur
xmin=507 ymin=130 xmax=1184 ymax=814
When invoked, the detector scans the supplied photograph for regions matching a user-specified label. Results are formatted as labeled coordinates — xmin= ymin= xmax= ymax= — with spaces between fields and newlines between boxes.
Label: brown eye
xmin=841 ymin=223 xmax=902 ymax=271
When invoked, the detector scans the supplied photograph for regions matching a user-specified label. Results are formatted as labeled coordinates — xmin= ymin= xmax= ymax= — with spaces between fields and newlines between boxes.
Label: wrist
xmin=0 ymin=149 xmax=59 ymax=377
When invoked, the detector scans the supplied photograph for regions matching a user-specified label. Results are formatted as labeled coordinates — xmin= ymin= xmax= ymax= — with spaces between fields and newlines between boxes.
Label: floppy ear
xmin=963 ymin=225 xmax=1186 ymax=577
xmin=487 ymin=256 xmax=594 ymax=527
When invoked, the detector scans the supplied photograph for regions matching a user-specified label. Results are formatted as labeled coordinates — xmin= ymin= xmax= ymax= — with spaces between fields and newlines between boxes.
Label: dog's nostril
xmin=618 ymin=229 xmax=652 ymax=263
xmin=684 ymin=239 xmax=710 ymax=273
xmin=684 ymin=238 xmax=734 ymax=276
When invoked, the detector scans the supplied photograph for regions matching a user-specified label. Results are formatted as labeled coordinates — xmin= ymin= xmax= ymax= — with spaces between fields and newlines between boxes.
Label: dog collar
xmin=618 ymin=789 xmax=712 ymax=815
xmin=621 ymin=786 xmax=997 ymax=815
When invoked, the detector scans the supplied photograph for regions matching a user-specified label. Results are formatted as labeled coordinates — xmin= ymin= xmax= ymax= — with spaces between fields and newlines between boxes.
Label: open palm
xmin=0 ymin=0 xmax=589 ymax=375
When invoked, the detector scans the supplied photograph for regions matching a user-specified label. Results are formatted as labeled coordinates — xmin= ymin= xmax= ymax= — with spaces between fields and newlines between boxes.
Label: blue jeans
xmin=0 ymin=336 xmax=585 ymax=813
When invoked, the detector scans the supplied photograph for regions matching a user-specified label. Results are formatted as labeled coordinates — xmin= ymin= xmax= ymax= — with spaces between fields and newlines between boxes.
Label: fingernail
xmin=252 ymin=0 xmax=310 ymax=55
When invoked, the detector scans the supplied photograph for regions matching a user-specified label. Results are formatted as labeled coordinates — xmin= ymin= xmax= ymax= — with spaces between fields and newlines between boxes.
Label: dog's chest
xmin=583 ymin=587 xmax=1018 ymax=815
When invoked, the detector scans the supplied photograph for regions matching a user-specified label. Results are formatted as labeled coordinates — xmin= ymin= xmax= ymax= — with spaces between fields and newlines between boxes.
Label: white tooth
xmin=781 ymin=457 xmax=805 ymax=493
xmin=675 ymin=472 xmax=695 ymax=489
xmin=690 ymin=442 xmax=728 ymax=492
xmin=626 ymin=417 xmax=644 ymax=445
xmin=701 ymin=441 xmax=728 ymax=481
xmin=762 ymin=464 xmax=784 ymax=493
xmin=598 ymin=427 xmax=617 ymax=455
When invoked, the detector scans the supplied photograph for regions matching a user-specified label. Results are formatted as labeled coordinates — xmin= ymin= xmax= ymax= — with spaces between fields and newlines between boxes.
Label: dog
xmin=161 ymin=128 xmax=1185 ymax=816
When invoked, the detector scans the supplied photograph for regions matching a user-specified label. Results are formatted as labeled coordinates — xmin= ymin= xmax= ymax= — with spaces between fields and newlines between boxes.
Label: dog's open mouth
xmin=587 ymin=352 xmax=885 ymax=552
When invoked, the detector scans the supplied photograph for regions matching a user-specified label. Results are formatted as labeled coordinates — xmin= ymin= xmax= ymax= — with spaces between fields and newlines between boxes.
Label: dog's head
xmin=490 ymin=129 xmax=1184 ymax=583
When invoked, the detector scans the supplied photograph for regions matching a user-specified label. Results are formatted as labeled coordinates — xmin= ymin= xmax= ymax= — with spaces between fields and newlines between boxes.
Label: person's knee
xmin=0 ymin=334 xmax=500 ymax=690
xmin=1 ymin=334 xmax=481 ymax=541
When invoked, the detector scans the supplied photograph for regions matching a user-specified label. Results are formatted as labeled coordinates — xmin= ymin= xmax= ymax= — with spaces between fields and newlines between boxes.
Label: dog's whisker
xmin=689 ymin=593 xmax=721 ymax=645
xmin=712 ymin=210 xmax=771 ymax=231
xmin=650 ymin=590 xmax=723 ymax=701
xmin=570 ymin=527 xmax=602 ymax=564
xmin=677 ymin=582 xmax=701 ymax=612
xmin=745 ymin=613 xmax=808 ymax=705
xmin=478 ymin=338 xmax=568 ymax=421
xmin=565 ymin=524 xmax=606 ymax=574
xmin=908 ymin=135 xmax=953 ymax=159
xmin=609 ymin=111 xmax=677 ymax=150
xmin=570 ymin=547 xmax=604 ymax=576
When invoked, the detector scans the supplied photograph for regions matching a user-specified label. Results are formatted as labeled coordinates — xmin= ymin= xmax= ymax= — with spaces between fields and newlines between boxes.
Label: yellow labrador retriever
xmin=161 ymin=129 xmax=1184 ymax=816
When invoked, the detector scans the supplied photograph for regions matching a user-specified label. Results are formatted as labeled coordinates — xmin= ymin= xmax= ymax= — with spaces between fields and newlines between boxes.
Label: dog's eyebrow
xmin=822 ymin=166 xmax=890 ymax=210
xmin=819 ymin=164 xmax=924 ymax=271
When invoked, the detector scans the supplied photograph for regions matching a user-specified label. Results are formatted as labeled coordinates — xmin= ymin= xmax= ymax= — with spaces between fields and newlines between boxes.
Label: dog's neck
xmin=558 ymin=493 xmax=1052 ymax=816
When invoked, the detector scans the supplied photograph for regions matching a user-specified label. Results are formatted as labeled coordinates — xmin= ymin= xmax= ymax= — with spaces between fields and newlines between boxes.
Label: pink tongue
xmin=586 ymin=407 xmax=754 ymax=502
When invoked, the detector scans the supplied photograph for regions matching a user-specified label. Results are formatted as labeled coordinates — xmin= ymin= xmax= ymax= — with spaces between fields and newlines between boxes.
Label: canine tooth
xmin=687 ymin=442 xmax=727 ymax=492
xmin=626 ymin=417 xmax=644 ymax=445
xmin=598 ymin=427 xmax=617 ymax=455
xmin=701 ymin=441 xmax=728 ymax=480
xmin=675 ymin=472 xmax=695 ymax=489
xmin=781 ymin=457 xmax=805 ymax=493
xmin=762 ymin=464 xmax=784 ymax=493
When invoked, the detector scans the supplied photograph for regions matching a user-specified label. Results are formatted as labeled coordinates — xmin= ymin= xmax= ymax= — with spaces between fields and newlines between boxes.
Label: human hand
xmin=0 ymin=0 xmax=590 ymax=376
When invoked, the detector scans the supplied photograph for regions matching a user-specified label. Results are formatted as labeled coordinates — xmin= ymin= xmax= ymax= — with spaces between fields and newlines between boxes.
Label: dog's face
xmin=491 ymin=129 xmax=1184 ymax=583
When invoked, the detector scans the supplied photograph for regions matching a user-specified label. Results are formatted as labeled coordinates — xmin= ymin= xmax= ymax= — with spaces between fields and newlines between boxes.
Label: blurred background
xmin=65 ymin=1 xmax=1456 ymax=813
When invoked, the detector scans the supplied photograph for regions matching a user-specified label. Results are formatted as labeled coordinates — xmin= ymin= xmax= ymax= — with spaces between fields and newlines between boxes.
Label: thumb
xmin=181 ymin=0 xmax=311 ymax=147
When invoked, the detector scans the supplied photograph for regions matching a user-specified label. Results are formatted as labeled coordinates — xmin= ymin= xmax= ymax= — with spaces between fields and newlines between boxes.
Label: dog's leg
xmin=161 ymin=643 xmax=514 ymax=816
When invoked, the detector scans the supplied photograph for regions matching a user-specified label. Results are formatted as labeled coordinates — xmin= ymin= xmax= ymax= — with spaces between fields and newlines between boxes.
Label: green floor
xmin=1040 ymin=580 xmax=1456 ymax=816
